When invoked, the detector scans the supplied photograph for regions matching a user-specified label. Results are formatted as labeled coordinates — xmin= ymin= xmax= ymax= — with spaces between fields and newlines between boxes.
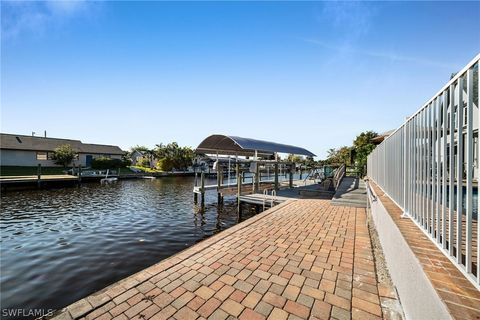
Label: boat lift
xmin=193 ymin=134 xmax=316 ymax=208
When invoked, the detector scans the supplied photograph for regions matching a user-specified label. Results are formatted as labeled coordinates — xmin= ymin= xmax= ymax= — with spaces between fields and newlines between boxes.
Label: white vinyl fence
xmin=368 ymin=54 xmax=479 ymax=287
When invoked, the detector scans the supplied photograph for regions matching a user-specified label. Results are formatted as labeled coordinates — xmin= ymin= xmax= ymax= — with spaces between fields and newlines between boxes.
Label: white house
xmin=0 ymin=133 xmax=125 ymax=167
xmin=130 ymin=150 xmax=146 ymax=166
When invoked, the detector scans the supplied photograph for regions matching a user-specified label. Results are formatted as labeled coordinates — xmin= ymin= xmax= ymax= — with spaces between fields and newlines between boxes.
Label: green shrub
xmin=121 ymin=154 xmax=132 ymax=167
xmin=51 ymin=144 xmax=76 ymax=168
xmin=138 ymin=158 xmax=150 ymax=168
xmin=91 ymin=157 xmax=124 ymax=169
xmin=157 ymin=158 xmax=174 ymax=171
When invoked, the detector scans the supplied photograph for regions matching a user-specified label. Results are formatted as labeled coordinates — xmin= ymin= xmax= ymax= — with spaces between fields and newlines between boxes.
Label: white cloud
xmin=319 ymin=1 xmax=376 ymax=40
xmin=303 ymin=38 xmax=458 ymax=69
xmin=46 ymin=0 xmax=88 ymax=15
xmin=311 ymin=2 xmax=458 ymax=70
xmin=1 ymin=0 xmax=93 ymax=40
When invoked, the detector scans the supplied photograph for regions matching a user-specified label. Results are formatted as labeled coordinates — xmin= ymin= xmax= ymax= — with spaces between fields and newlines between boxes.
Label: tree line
xmin=129 ymin=142 xmax=195 ymax=171
xmin=47 ymin=142 xmax=195 ymax=171
xmin=49 ymin=132 xmax=379 ymax=173
xmin=321 ymin=131 xmax=378 ymax=172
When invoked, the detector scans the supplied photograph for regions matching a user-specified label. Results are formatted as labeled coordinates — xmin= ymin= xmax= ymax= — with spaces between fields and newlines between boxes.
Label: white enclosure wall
xmin=368 ymin=54 xmax=480 ymax=286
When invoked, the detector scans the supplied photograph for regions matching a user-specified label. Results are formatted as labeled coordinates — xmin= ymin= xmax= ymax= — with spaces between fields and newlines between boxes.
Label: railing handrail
xmin=367 ymin=54 xmax=480 ymax=289
xmin=333 ymin=164 xmax=346 ymax=189
xmin=382 ymin=53 xmax=480 ymax=144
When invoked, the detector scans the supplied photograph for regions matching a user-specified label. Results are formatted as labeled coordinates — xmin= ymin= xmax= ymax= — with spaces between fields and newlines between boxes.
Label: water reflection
xmin=0 ymin=177 xmax=255 ymax=319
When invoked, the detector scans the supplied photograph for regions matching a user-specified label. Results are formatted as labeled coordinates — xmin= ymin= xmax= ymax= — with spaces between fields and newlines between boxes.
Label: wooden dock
xmin=192 ymin=175 xmax=330 ymax=206
xmin=238 ymin=193 xmax=295 ymax=207
xmin=238 ymin=180 xmax=336 ymax=208
xmin=193 ymin=180 xmax=275 ymax=194
xmin=0 ymin=174 xmax=78 ymax=183
xmin=0 ymin=174 xmax=81 ymax=191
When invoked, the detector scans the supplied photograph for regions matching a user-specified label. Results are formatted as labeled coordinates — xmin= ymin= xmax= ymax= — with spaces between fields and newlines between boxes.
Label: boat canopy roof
xmin=195 ymin=134 xmax=316 ymax=157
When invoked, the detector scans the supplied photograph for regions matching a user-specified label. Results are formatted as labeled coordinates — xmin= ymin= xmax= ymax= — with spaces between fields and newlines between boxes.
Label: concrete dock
xmin=52 ymin=200 xmax=402 ymax=320
xmin=331 ymin=178 xmax=367 ymax=208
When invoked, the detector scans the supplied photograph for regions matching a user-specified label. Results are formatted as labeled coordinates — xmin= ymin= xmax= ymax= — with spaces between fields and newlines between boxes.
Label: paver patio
xmin=52 ymin=199 xmax=400 ymax=320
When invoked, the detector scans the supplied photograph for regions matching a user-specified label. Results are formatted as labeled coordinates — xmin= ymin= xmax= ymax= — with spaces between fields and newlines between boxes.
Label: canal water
xmin=0 ymin=176 xmax=261 ymax=319
xmin=2 ymin=175 xmax=476 ymax=319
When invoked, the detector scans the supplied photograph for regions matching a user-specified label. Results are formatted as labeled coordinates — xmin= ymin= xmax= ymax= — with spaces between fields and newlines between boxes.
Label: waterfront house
xmin=371 ymin=130 xmax=395 ymax=145
xmin=129 ymin=149 xmax=145 ymax=166
xmin=129 ymin=149 xmax=159 ymax=168
xmin=0 ymin=133 xmax=125 ymax=167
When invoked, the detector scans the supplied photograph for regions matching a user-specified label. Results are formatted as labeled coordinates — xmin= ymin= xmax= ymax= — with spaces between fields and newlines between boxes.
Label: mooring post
xmin=274 ymin=161 xmax=279 ymax=191
xmin=73 ymin=164 xmax=77 ymax=185
xmin=194 ymin=168 xmax=198 ymax=186
xmin=236 ymin=163 xmax=241 ymax=205
xmin=37 ymin=163 xmax=41 ymax=188
xmin=217 ymin=165 xmax=223 ymax=203
xmin=200 ymin=172 xmax=205 ymax=204
xmin=78 ymin=165 xmax=82 ymax=184
xmin=254 ymin=162 xmax=260 ymax=193
xmin=289 ymin=163 xmax=293 ymax=188
xmin=194 ymin=169 xmax=198 ymax=203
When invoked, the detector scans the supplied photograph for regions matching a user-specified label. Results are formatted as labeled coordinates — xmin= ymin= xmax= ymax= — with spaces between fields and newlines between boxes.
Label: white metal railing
xmin=333 ymin=164 xmax=346 ymax=189
xmin=367 ymin=54 xmax=480 ymax=287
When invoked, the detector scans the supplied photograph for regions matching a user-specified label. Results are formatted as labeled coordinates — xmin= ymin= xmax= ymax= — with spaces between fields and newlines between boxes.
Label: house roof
xmin=130 ymin=150 xmax=145 ymax=157
xmin=371 ymin=130 xmax=395 ymax=144
xmin=0 ymin=133 xmax=125 ymax=155
xmin=196 ymin=134 xmax=316 ymax=157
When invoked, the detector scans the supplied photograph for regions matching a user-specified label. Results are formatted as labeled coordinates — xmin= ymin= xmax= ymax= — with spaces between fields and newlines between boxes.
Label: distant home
xmin=129 ymin=150 xmax=158 ymax=168
xmin=0 ymin=133 xmax=125 ymax=167
xmin=371 ymin=130 xmax=395 ymax=145
xmin=130 ymin=150 xmax=145 ymax=166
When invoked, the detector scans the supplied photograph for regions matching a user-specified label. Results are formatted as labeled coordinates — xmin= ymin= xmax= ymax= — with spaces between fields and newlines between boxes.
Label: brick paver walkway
xmin=53 ymin=200 xmax=399 ymax=320
xmin=370 ymin=182 xmax=480 ymax=320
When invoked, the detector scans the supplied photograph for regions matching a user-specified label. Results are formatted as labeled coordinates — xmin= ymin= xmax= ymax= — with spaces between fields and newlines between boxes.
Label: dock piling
xmin=237 ymin=163 xmax=242 ymax=212
xmin=217 ymin=166 xmax=223 ymax=203
xmin=200 ymin=172 xmax=205 ymax=204
xmin=254 ymin=162 xmax=259 ymax=193
xmin=274 ymin=162 xmax=279 ymax=191
xmin=194 ymin=170 xmax=198 ymax=203
xmin=289 ymin=163 xmax=293 ymax=188
xmin=236 ymin=164 xmax=241 ymax=201
xmin=37 ymin=164 xmax=41 ymax=188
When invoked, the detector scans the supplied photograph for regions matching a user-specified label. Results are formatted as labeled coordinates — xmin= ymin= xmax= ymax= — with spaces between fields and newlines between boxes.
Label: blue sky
xmin=1 ymin=1 xmax=479 ymax=158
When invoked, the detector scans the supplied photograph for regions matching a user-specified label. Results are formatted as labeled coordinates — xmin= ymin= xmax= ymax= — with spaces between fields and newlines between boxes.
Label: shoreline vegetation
xmin=0 ymin=131 xmax=378 ymax=178
xmin=0 ymin=142 xmax=197 ymax=177
xmin=0 ymin=166 xmax=198 ymax=178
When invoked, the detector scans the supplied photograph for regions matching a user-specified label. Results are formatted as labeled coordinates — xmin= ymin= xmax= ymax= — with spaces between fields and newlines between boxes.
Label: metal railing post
xmin=366 ymin=56 xmax=479 ymax=287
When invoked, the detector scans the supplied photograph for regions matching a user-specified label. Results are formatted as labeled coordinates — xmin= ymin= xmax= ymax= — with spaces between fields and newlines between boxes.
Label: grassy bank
xmin=0 ymin=166 xmax=67 ymax=176
xmin=129 ymin=166 xmax=163 ymax=173
xmin=0 ymin=166 xmax=136 ymax=176
xmin=117 ymin=167 xmax=135 ymax=175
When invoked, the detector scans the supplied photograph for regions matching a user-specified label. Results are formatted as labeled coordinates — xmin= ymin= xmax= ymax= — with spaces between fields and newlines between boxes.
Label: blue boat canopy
xmin=196 ymin=134 xmax=316 ymax=157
